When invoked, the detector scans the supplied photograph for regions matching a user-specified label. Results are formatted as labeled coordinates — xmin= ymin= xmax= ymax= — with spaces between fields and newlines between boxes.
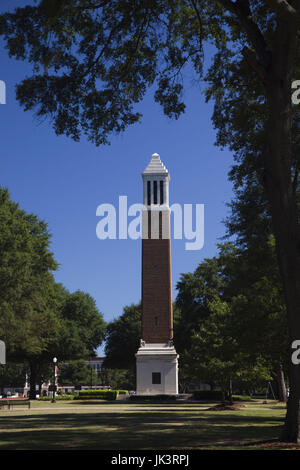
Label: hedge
xmin=39 ymin=395 xmax=76 ymax=401
xmin=75 ymin=389 xmax=129 ymax=400
xmin=232 ymin=394 xmax=254 ymax=402
xmin=192 ymin=390 xmax=224 ymax=401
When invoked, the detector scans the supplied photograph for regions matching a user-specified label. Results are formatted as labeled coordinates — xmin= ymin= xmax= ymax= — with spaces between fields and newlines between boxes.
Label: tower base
xmin=135 ymin=341 xmax=179 ymax=395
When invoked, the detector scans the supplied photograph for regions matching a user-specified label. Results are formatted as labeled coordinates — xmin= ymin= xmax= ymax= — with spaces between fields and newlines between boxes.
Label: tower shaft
xmin=142 ymin=236 xmax=172 ymax=343
xmin=136 ymin=153 xmax=178 ymax=396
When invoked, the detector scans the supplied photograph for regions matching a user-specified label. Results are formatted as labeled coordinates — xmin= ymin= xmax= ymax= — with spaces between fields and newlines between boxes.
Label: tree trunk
xmin=228 ymin=377 xmax=233 ymax=405
xmin=29 ymin=361 xmax=37 ymax=400
xmin=276 ymin=367 xmax=287 ymax=403
xmin=178 ymin=381 xmax=188 ymax=393
xmin=264 ymin=19 xmax=300 ymax=442
xmin=221 ymin=384 xmax=226 ymax=404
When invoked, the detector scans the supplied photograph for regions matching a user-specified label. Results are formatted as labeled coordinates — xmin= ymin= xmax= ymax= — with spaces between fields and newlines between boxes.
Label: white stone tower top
xmin=142 ymin=153 xmax=170 ymax=206
xmin=142 ymin=153 xmax=170 ymax=177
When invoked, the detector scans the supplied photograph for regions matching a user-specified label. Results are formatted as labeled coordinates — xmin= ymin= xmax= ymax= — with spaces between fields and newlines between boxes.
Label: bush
xmin=232 ymin=394 xmax=254 ymax=402
xmin=39 ymin=395 xmax=76 ymax=401
xmin=76 ymin=390 xmax=117 ymax=400
xmin=192 ymin=390 xmax=224 ymax=401
xmin=75 ymin=389 xmax=129 ymax=400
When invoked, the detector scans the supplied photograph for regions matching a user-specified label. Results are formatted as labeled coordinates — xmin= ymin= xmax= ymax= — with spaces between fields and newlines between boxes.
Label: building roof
xmin=142 ymin=153 xmax=169 ymax=177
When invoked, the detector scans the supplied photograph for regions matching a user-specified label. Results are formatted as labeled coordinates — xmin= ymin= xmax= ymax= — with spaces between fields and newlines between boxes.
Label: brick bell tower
xmin=135 ymin=153 xmax=178 ymax=395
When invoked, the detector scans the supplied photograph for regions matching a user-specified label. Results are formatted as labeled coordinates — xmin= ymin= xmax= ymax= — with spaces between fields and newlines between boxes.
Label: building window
xmin=152 ymin=372 xmax=161 ymax=384
xmin=147 ymin=181 xmax=151 ymax=206
xmin=153 ymin=181 xmax=158 ymax=204
xmin=160 ymin=180 xmax=164 ymax=204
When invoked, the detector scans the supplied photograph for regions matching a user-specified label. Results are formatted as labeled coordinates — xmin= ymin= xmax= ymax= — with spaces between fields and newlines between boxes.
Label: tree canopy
xmin=0 ymin=187 xmax=106 ymax=398
xmin=175 ymin=242 xmax=288 ymax=397
xmin=58 ymin=359 xmax=100 ymax=388
xmin=104 ymin=303 xmax=141 ymax=370
xmin=0 ymin=186 xmax=58 ymax=357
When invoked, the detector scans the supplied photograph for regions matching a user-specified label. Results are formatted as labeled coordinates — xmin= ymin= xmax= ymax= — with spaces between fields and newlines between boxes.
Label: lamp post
xmin=51 ymin=357 xmax=57 ymax=403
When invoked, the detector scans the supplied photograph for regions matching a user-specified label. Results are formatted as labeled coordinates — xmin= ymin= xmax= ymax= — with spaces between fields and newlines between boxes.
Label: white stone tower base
xmin=135 ymin=342 xmax=179 ymax=395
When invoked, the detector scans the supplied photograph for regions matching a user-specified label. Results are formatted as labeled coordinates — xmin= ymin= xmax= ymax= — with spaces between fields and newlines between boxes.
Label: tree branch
xmin=242 ymin=47 xmax=266 ymax=81
xmin=190 ymin=0 xmax=204 ymax=51
xmin=216 ymin=0 xmax=271 ymax=69
xmin=263 ymin=0 xmax=300 ymax=23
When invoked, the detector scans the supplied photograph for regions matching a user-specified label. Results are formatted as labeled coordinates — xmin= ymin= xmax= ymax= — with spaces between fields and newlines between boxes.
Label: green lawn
xmin=0 ymin=399 xmax=293 ymax=450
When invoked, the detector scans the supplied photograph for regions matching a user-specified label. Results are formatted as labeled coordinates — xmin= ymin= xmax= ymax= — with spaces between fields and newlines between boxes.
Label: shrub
xmin=192 ymin=390 xmax=224 ymax=401
xmin=76 ymin=390 xmax=116 ymax=400
xmin=232 ymin=394 xmax=254 ymax=402
xmin=39 ymin=395 xmax=76 ymax=401
xmin=75 ymin=389 xmax=128 ymax=400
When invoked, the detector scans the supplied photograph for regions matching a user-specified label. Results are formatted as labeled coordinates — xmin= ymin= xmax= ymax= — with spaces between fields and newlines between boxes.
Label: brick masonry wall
xmin=141 ymin=237 xmax=173 ymax=343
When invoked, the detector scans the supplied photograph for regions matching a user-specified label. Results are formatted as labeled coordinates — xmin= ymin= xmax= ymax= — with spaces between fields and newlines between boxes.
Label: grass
xmin=0 ymin=398 xmax=292 ymax=450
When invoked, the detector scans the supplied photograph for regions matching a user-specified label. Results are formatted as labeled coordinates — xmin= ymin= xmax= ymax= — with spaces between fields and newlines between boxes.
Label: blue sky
xmin=0 ymin=1 xmax=234 ymax=355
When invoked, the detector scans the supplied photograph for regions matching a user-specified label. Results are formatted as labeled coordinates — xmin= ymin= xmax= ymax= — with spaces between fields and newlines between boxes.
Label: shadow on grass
xmin=52 ymin=400 xmax=213 ymax=407
xmin=0 ymin=406 xmax=285 ymax=450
